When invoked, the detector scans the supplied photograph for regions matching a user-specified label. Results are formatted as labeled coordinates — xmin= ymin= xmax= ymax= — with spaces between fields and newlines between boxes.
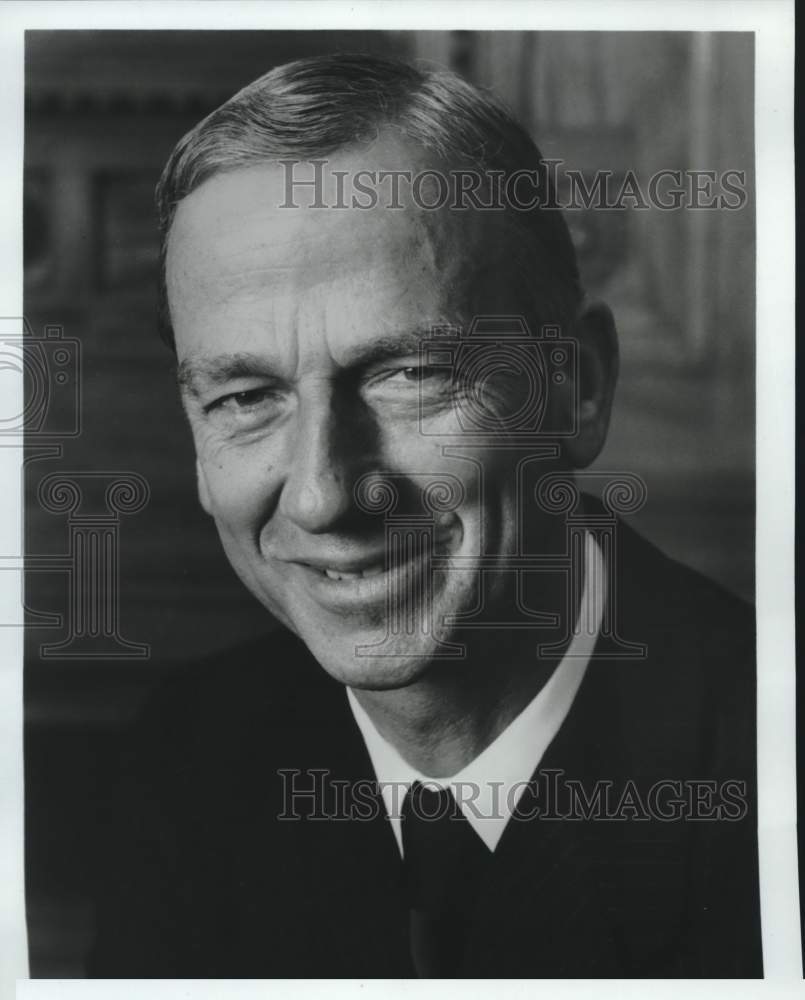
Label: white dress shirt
xmin=347 ymin=531 xmax=606 ymax=855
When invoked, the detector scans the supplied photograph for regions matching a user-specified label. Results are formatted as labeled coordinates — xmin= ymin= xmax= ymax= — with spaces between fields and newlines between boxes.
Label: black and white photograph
xmin=1 ymin=0 xmax=797 ymax=991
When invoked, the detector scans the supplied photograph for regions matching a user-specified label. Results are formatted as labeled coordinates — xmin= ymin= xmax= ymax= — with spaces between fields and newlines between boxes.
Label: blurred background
xmin=23 ymin=30 xmax=754 ymax=974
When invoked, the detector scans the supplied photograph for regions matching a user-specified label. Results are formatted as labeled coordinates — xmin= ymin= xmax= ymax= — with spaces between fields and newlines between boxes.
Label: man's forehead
xmin=166 ymin=144 xmax=512 ymax=289
xmin=165 ymin=145 xmax=533 ymax=369
xmin=169 ymin=181 xmax=431 ymax=292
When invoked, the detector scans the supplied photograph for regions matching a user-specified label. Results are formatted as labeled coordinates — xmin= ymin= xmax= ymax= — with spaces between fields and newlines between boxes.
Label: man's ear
xmin=196 ymin=458 xmax=213 ymax=516
xmin=561 ymin=298 xmax=619 ymax=469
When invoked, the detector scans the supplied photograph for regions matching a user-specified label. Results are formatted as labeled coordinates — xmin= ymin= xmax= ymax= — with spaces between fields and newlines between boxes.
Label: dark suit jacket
xmin=87 ymin=517 xmax=761 ymax=977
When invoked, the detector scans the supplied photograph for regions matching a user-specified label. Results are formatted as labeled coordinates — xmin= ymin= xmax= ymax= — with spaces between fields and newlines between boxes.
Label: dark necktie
xmin=401 ymin=780 xmax=492 ymax=977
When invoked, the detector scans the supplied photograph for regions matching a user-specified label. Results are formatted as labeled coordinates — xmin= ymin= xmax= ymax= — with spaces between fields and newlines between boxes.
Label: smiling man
xmin=88 ymin=54 xmax=761 ymax=978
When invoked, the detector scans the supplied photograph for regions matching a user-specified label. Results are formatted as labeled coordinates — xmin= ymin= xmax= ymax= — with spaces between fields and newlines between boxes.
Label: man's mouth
xmin=278 ymin=529 xmax=460 ymax=612
xmin=320 ymin=563 xmax=385 ymax=581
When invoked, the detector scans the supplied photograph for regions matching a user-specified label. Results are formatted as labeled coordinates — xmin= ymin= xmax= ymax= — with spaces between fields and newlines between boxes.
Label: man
xmin=88 ymin=53 xmax=761 ymax=977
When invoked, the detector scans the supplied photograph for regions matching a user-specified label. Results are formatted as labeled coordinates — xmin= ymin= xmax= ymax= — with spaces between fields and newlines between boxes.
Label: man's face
xmin=168 ymin=139 xmax=569 ymax=689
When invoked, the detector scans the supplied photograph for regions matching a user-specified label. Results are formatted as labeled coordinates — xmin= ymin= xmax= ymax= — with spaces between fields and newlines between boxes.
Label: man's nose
xmin=278 ymin=386 xmax=369 ymax=534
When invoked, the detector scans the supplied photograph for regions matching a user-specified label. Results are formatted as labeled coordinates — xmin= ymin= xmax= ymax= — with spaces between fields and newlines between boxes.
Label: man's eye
xmin=391 ymin=365 xmax=449 ymax=384
xmin=207 ymin=387 xmax=268 ymax=409
xmin=363 ymin=365 xmax=454 ymax=411
xmin=204 ymin=387 xmax=281 ymax=423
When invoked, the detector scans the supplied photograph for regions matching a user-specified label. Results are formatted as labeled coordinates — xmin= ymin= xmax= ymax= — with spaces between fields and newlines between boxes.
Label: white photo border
xmin=0 ymin=0 xmax=796 ymax=996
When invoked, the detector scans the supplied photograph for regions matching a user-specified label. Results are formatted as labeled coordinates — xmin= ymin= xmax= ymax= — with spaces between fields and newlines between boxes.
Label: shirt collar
xmin=347 ymin=531 xmax=606 ymax=855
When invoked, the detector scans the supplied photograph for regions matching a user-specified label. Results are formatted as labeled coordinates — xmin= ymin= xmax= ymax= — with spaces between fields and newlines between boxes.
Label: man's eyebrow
xmin=339 ymin=324 xmax=462 ymax=370
xmin=177 ymin=353 xmax=281 ymax=396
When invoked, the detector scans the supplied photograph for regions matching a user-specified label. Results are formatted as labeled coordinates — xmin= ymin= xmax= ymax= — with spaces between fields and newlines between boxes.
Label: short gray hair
xmin=155 ymin=52 xmax=581 ymax=351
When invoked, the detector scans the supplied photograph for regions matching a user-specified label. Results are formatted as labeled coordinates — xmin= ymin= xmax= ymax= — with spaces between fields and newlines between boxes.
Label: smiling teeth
xmin=323 ymin=564 xmax=384 ymax=581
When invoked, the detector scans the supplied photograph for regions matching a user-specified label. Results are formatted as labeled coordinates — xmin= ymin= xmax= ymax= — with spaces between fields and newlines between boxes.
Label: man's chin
xmin=300 ymin=631 xmax=453 ymax=692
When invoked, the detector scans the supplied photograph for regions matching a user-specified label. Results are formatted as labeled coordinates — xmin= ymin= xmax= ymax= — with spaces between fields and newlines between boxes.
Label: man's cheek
xmin=196 ymin=454 xmax=271 ymax=528
xmin=460 ymin=446 xmax=521 ymax=534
